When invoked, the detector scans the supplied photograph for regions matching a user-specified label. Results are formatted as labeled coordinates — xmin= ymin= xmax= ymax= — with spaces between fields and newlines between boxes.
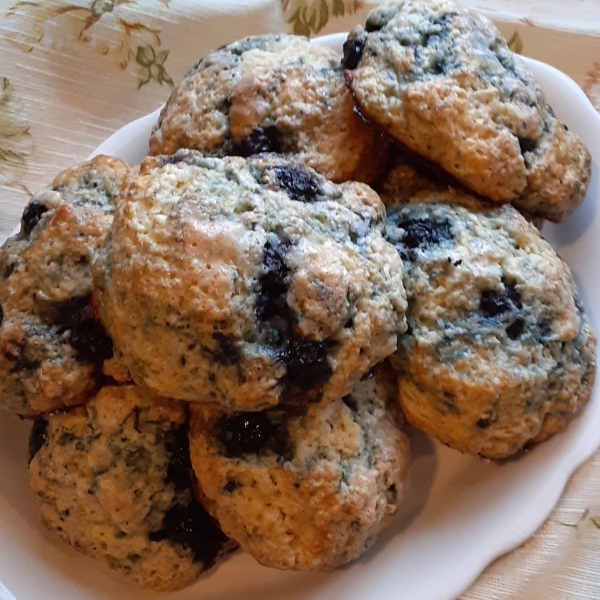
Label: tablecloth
xmin=0 ymin=1 xmax=599 ymax=598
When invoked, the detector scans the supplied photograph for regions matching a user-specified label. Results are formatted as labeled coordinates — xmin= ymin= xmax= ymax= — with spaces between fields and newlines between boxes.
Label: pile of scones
xmin=0 ymin=0 xmax=596 ymax=591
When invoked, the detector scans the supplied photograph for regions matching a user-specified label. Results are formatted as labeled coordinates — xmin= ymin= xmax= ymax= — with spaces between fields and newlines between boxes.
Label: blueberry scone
xmin=0 ymin=156 xmax=134 ymax=416
xmin=94 ymin=150 xmax=407 ymax=410
xmin=188 ymin=363 xmax=410 ymax=570
xmin=343 ymin=0 xmax=591 ymax=222
xmin=28 ymin=384 xmax=235 ymax=590
xmin=149 ymin=34 xmax=389 ymax=184
xmin=385 ymin=192 xmax=596 ymax=459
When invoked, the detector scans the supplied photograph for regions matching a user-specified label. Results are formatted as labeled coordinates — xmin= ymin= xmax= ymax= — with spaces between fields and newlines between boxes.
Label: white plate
xmin=1 ymin=32 xmax=599 ymax=600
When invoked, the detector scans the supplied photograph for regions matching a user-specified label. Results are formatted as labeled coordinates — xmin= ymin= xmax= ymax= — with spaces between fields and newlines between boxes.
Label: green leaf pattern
xmin=2 ymin=0 xmax=174 ymax=89
xmin=0 ymin=77 xmax=32 ymax=189
xmin=281 ymin=0 xmax=363 ymax=36
xmin=136 ymin=44 xmax=174 ymax=89
xmin=507 ymin=30 xmax=523 ymax=54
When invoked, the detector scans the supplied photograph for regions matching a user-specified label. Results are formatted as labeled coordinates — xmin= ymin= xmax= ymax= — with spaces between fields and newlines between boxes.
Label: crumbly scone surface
xmin=188 ymin=364 xmax=410 ymax=570
xmin=95 ymin=150 xmax=407 ymax=409
xmin=149 ymin=33 xmax=388 ymax=184
xmin=0 ymin=156 xmax=133 ymax=416
xmin=344 ymin=0 xmax=591 ymax=220
xmin=29 ymin=384 xmax=233 ymax=590
xmin=386 ymin=192 xmax=596 ymax=458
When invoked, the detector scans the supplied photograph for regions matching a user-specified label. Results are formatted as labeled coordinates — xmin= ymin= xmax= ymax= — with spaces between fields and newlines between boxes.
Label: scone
xmin=0 ymin=156 xmax=134 ymax=416
xmin=385 ymin=192 xmax=596 ymax=459
xmin=28 ymin=384 xmax=235 ymax=590
xmin=149 ymin=33 xmax=389 ymax=184
xmin=188 ymin=363 xmax=410 ymax=570
xmin=343 ymin=0 xmax=591 ymax=222
xmin=94 ymin=150 xmax=407 ymax=410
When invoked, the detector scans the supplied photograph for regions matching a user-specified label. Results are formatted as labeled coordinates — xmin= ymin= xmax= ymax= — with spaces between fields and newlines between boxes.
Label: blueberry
xmin=391 ymin=217 xmax=453 ymax=260
xmin=28 ymin=417 xmax=48 ymax=464
xmin=271 ymin=164 xmax=319 ymax=204
xmin=281 ymin=338 xmax=331 ymax=392
xmin=65 ymin=301 xmax=113 ymax=364
xmin=479 ymin=279 xmax=522 ymax=318
xmin=214 ymin=410 xmax=289 ymax=458
xmin=365 ymin=20 xmax=382 ymax=33
xmin=518 ymin=137 xmax=537 ymax=155
xmin=21 ymin=200 xmax=49 ymax=239
xmin=342 ymin=36 xmax=365 ymax=70
xmin=212 ymin=333 xmax=239 ymax=366
xmin=149 ymin=501 xmax=230 ymax=564
xmin=234 ymin=126 xmax=280 ymax=157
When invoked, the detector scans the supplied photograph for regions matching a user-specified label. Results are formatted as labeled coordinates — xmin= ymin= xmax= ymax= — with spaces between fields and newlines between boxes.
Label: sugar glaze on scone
xmin=0 ymin=156 xmax=133 ymax=416
xmin=29 ymin=384 xmax=235 ymax=590
xmin=94 ymin=150 xmax=407 ymax=410
xmin=149 ymin=34 xmax=389 ymax=184
xmin=344 ymin=0 xmax=591 ymax=221
xmin=188 ymin=363 xmax=410 ymax=570
xmin=386 ymin=192 xmax=596 ymax=459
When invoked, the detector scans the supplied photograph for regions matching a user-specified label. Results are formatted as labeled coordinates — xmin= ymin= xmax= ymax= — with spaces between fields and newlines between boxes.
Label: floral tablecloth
xmin=0 ymin=1 xmax=599 ymax=598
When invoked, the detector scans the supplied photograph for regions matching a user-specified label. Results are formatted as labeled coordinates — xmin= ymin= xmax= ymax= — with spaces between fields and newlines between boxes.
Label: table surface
xmin=0 ymin=1 xmax=599 ymax=598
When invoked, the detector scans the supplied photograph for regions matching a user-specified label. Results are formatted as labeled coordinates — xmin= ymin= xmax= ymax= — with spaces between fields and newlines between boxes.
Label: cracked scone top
xmin=343 ymin=0 xmax=591 ymax=222
xmin=148 ymin=33 xmax=389 ymax=184
xmin=28 ymin=384 xmax=234 ymax=591
xmin=94 ymin=150 xmax=407 ymax=410
xmin=386 ymin=192 xmax=596 ymax=459
xmin=0 ymin=156 xmax=133 ymax=416
xmin=188 ymin=363 xmax=410 ymax=570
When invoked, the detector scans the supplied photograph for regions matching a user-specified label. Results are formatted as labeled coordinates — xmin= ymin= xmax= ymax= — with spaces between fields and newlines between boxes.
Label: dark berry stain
xmin=255 ymin=238 xmax=333 ymax=400
xmin=21 ymin=200 xmax=49 ymax=239
xmin=214 ymin=410 xmax=289 ymax=458
xmin=256 ymin=238 xmax=289 ymax=323
xmin=234 ymin=126 xmax=280 ymax=157
xmin=149 ymin=501 xmax=230 ymax=564
xmin=50 ymin=295 xmax=91 ymax=327
xmin=479 ymin=279 xmax=522 ymax=318
xmin=518 ymin=137 xmax=537 ymax=155
xmin=5 ymin=342 xmax=40 ymax=374
xmin=212 ymin=333 xmax=239 ymax=366
xmin=342 ymin=37 xmax=365 ymax=70
xmin=223 ymin=480 xmax=239 ymax=493
xmin=165 ymin=424 xmax=193 ymax=494
xmin=431 ymin=58 xmax=446 ymax=74
xmin=271 ymin=165 xmax=319 ymax=204
xmin=28 ymin=417 xmax=48 ymax=464
xmin=506 ymin=318 xmax=525 ymax=340
xmin=422 ymin=13 xmax=456 ymax=46
xmin=2 ymin=261 xmax=16 ymax=280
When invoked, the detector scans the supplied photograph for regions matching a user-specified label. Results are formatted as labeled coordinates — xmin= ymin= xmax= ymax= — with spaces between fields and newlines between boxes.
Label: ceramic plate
xmin=1 ymin=32 xmax=599 ymax=600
